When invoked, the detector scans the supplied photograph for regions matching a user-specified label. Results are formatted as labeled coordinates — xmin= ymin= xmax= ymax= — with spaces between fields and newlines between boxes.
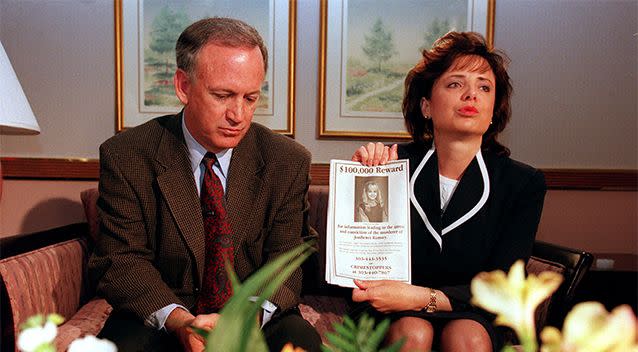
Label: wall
xmin=0 ymin=179 xmax=97 ymax=235
xmin=0 ymin=0 xmax=114 ymax=158
xmin=0 ymin=0 xmax=636 ymax=257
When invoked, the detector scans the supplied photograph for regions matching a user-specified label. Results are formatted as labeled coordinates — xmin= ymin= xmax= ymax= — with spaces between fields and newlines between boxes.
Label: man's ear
xmin=174 ymin=69 xmax=190 ymax=105
xmin=420 ymin=97 xmax=431 ymax=117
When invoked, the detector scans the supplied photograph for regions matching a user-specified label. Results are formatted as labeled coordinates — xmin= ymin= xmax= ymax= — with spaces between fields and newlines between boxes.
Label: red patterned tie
xmin=195 ymin=152 xmax=234 ymax=314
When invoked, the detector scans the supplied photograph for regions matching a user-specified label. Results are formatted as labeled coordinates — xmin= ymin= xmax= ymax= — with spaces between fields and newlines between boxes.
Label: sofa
xmin=0 ymin=185 xmax=592 ymax=351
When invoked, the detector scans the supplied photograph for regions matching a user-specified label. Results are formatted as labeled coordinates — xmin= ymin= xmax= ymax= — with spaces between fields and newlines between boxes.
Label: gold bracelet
xmin=425 ymin=288 xmax=437 ymax=313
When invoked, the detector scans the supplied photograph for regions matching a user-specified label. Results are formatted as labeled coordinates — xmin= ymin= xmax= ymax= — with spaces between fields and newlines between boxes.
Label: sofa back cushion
xmin=0 ymin=238 xmax=88 ymax=346
xmin=80 ymin=188 xmax=100 ymax=241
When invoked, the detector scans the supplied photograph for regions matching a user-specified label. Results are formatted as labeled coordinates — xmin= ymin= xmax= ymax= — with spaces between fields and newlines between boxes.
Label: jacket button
xmin=194 ymin=287 xmax=200 ymax=293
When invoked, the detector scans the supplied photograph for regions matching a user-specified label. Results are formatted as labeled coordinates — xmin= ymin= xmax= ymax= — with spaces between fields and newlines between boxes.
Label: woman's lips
xmin=458 ymin=106 xmax=479 ymax=116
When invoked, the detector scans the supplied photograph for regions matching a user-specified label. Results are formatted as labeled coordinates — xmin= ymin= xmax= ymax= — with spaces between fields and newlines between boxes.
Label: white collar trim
xmin=409 ymin=145 xmax=490 ymax=251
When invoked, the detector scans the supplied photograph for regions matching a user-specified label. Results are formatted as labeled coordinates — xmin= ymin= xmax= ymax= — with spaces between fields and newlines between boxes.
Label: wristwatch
xmin=425 ymin=288 xmax=437 ymax=313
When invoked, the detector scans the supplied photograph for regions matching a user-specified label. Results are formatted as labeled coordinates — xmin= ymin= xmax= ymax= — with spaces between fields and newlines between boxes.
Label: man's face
xmin=174 ymin=43 xmax=265 ymax=152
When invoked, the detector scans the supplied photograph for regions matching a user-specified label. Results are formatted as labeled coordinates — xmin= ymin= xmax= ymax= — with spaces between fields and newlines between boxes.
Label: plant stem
xmin=516 ymin=322 xmax=538 ymax=352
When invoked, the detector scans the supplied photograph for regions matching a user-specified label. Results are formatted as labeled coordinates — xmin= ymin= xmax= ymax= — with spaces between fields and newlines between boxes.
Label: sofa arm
xmin=0 ymin=238 xmax=89 ymax=351
xmin=54 ymin=298 xmax=112 ymax=351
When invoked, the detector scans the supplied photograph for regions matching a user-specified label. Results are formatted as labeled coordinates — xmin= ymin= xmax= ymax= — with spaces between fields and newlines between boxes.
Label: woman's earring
xmin=489 ymin=120 xmax=493 ymax=125
xmin=425 ymin=115 xmax=431 ymax=120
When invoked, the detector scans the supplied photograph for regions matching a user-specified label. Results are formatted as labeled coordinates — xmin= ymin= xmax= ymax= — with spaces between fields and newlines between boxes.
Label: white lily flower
xmin=471 ymin=260 xmax=563 ymax=329
xmin=471 ymin=260 xmax=563 ymax=351
xmin=17 ymin=321 xmax=57 ymax=352
xmin=68 ymin=335 xmax=118 ymax=352
xmin=541 ymin=302 xmax=638 ymax=352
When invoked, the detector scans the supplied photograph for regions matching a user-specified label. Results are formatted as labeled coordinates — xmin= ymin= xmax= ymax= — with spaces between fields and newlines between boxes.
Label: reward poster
xmin=325 ymin=160 xmax=411 ymax=288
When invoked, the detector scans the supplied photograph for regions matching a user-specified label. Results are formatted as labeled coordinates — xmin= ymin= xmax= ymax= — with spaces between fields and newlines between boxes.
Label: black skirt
xmin=349 ymin=302 xmax=507 ymax=352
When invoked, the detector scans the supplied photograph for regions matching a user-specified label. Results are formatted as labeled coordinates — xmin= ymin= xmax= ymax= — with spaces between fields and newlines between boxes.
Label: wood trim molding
xmin=2 ymin=157 xmax=636 ymax=191
xmin=2 ymin=157 xmax=99 ymax=180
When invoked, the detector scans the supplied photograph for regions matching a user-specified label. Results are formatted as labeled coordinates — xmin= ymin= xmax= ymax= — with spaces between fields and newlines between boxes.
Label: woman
xmin=357 ymin=180 xmax=388 ymax=222
xmin=350 ymin=32 xmax=546 ymax=352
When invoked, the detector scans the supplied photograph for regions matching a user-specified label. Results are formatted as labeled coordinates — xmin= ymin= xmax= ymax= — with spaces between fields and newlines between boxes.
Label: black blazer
xmin=399 ymin=142 xmax=547 ymax=310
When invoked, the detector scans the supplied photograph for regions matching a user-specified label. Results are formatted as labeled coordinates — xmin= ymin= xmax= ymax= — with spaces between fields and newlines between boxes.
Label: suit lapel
xmin=154 ymin=115 xmax=206 ymax=282
xmin=225 ymin=125 xmax=264 ymax=256
xmin=441 ymin=157 xmax=485 ymax=229
xmin=411 ymin=150 xmax=443 ymax=234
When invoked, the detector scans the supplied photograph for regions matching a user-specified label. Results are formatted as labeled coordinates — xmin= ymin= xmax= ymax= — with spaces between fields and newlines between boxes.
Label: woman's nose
xmin=463 ymin=90 xmax=477 ymax=101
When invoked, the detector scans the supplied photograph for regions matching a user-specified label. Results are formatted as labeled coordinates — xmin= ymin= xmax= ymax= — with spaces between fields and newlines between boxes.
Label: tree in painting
xmin=421 ymin=18 xmax=451 ymax=51
xmin=362 ymin=18 xmax=397 ymax=72
xmin=145 ymin=6 xmax=190 ymax=107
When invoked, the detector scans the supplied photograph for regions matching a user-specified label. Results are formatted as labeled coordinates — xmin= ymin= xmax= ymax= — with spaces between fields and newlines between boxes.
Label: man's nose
xmin=226 ymin=99 xmax=245 ymax=123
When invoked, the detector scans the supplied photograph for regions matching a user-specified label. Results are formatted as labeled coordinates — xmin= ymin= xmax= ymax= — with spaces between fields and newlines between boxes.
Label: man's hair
xmin=403 ymin=31 xmax=513 ymax=156
xmin=175 ymin=17 xmax=268 ymax=77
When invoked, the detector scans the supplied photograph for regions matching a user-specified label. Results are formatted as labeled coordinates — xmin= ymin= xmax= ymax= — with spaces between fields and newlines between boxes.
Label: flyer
xmin=325 ymin=159 xmax=411 ymax=288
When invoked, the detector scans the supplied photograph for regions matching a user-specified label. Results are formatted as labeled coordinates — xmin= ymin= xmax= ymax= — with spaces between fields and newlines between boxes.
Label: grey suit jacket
xmin=88 ymin=114 xmax=314 ymax=321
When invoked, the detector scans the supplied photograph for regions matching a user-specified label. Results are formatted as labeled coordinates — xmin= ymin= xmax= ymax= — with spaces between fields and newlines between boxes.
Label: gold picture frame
xmin=318 ymin=0 xmax=495 ymax=139
xmin=115 ymin=0 xmax=296 ymax=135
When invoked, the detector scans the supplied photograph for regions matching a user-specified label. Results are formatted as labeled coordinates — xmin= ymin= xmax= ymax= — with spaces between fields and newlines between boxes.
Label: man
xmin=89 ymin=17 xmax=321 ymax=352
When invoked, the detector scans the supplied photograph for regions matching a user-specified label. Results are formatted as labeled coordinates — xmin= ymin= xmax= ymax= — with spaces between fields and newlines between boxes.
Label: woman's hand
xmin=352 ymin=143 xmax=398 ymax=166
xmin=352 ymin=279 xmax=428 ymax=313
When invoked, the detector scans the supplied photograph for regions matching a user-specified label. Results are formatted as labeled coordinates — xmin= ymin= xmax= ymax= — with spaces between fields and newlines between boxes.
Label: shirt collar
xmin=181 ymin=112 xmax=232 ymax=177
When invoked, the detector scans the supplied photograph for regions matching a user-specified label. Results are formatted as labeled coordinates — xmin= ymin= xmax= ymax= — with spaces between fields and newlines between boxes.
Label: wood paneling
xmin=2 ymin=157 xmax=636 ymax=190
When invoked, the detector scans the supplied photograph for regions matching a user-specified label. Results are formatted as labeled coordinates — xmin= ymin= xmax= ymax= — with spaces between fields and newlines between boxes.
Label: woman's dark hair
xmin=402 ymin=31 xmax=512 ymax=156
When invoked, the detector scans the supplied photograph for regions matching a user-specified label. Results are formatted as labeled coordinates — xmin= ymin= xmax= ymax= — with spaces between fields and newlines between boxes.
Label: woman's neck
xmin=434 ymin=135 xmax=481 ymax=180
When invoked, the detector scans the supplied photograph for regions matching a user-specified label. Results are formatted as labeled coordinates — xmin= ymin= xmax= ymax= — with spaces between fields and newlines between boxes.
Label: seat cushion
xmin=299 ymin=295 xmax=349 ymax=344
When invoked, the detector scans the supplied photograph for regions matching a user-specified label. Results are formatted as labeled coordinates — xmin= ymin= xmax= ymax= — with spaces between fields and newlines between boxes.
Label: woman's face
xmin=421 ymin=55 xmax=496 ymax=141
xmin=366 ymin=184 xmax=378 ymax=200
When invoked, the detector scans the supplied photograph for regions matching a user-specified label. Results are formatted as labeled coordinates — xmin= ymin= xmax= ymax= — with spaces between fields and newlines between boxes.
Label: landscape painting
xmin=140 ymin=0 xmax=271 ymax=112
xmin=319 ymin=0 xmax=493 ymax=138
xmin=116 ymin=0 xmax=295 ymax=134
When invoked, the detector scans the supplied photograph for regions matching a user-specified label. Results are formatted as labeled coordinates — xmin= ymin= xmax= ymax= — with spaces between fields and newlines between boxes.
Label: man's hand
xmin=351 ymin=279 xmax=428 ymax=313
xmin=166 ymin=308 xmax=220 ymax=352
xmin=351 ymin=143 xmax=398 ymax=166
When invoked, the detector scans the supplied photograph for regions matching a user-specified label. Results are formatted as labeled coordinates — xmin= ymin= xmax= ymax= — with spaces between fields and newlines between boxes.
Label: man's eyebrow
xmin=207 ymin=88 xmax=261 ymax=94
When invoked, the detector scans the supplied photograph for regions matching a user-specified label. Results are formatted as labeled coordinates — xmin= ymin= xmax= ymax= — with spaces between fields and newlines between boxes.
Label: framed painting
xmin=318 ymin=0 xmax=495 ymax=139
xmin=115 ymin=0 xmax=296 ymax=135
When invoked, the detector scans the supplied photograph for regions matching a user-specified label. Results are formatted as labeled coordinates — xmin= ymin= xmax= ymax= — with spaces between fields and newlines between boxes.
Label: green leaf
xmin=501 ymin=345 xmax=519 ymax=352
xmin=205 ymin=242 xmax=315 ymax=352
xmin=325 ymin=332 xmax=358 ymax=352
xmin=333 ymin=323 xmax=356 ymax=341
xmin=368 ymin=318 xmax=390 ymax=349
xmin=342 ymin=315 xmax=357 ymax=330
xmin=320 ymin=344 xmax=337 ymax=352
xmin=46 ymin=313 xmax=65 ymax=326
xmin=226 ymin=259 xmax=242 ymax=292
xmin=33 ymin=343 xmax=56 ymax=352
xmin=191 ymin=326 xmax=208 ymax=339
xmin=323 ymin=313 xmax=405 ymax=352
xmin=20 ymin=314 xmax=45 ymax=330
xmin=379 ymin=337 xmax=405 ymax=352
